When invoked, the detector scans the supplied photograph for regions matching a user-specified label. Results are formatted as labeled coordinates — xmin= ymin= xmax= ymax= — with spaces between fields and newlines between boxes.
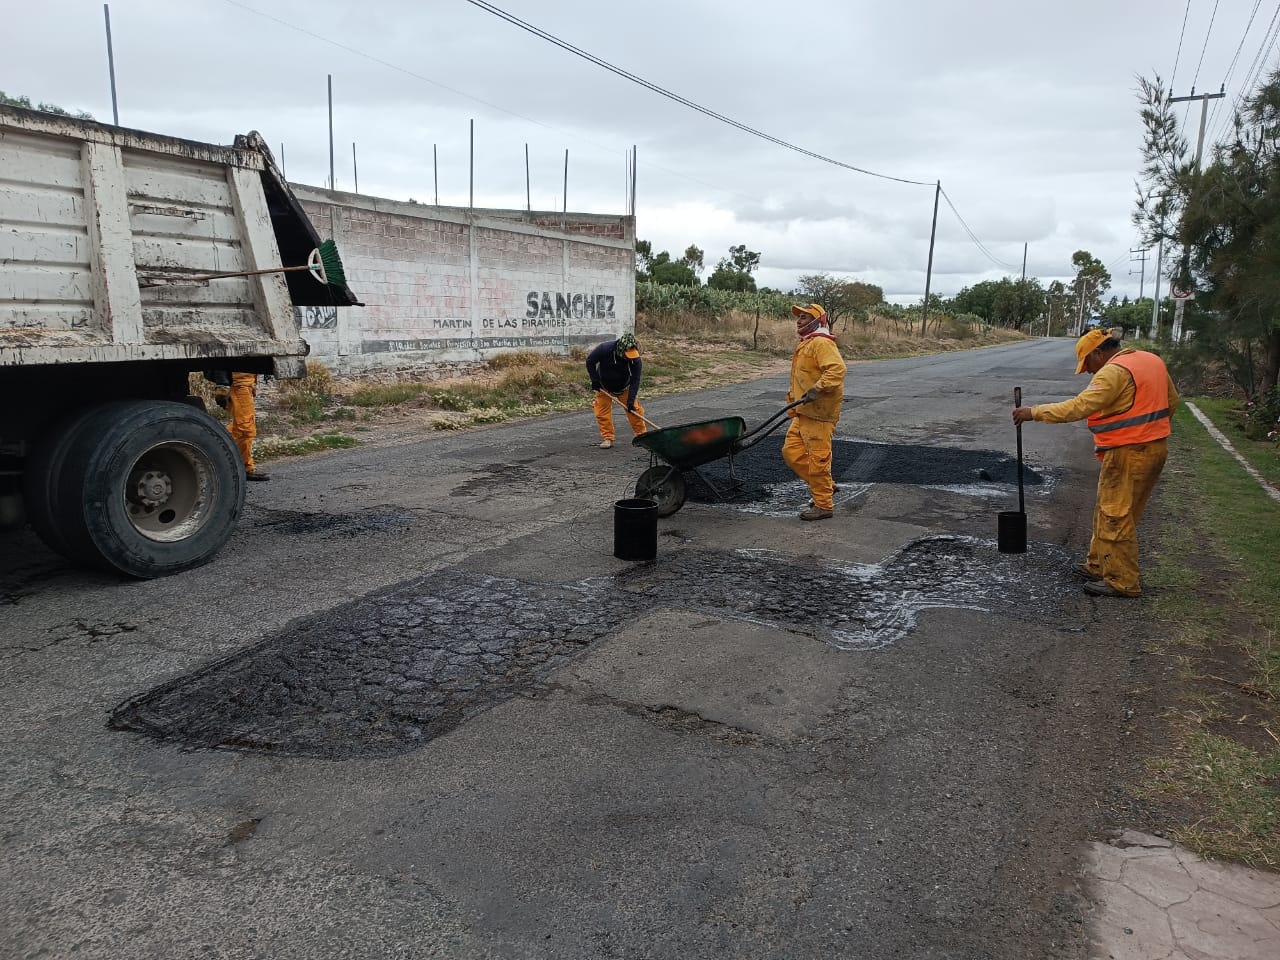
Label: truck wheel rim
xmin=123 ymin=441 xmax=214 ymax=542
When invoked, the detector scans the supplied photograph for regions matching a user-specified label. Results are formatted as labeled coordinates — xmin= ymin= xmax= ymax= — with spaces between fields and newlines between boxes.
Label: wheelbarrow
xmin=630 ymin=398 xmax=810 ymax=516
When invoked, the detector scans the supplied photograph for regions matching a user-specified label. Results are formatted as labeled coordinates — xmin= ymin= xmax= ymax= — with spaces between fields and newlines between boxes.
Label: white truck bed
xmin=0 ymin=107 xmax=321 ymax=372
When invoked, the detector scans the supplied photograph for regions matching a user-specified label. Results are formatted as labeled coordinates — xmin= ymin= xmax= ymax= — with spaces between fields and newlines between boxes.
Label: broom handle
xmin=186 ymin=264 xmax=316 ymax=282
xmin=1014 ymin=386 xmax=1024 ymax=513
xmin=605 ymin=390 xmax=661 ymax=430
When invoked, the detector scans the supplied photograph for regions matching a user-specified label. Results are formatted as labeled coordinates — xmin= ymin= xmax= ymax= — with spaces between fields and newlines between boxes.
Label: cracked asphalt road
xmin=0 ymin=340 xmax=1168 ymax=959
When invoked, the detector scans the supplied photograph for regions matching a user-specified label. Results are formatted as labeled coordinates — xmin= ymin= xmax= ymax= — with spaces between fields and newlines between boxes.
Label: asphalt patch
xmin=246 ymin=505 xmax=416 ymax=538
xmin=681 ymin=436 xmax=1041 ymax=505
xmin=109 ymin=537 xmax=1075 ymax=760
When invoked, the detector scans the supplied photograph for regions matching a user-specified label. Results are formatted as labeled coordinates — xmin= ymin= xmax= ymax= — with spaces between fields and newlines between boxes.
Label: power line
xmin=1170 ymin=0 xmax=1194 ymax=87
xmin=1211 ymin=0 xmax=1280 ymax=144
xmin=1189 ymin=0 xmax=1221 ymax=92
xmin=1206 ymin=0 xmax=1264 ymax=136
xmin=217 ymin=0 xmax=778 ymax=212
xmin=461 ymin=0 xmax=933 ymax=188
xmin=223 ymin=0 xmax=1016 ymax=285
xmin=938 ymin=187 xmax=1020 ymax=272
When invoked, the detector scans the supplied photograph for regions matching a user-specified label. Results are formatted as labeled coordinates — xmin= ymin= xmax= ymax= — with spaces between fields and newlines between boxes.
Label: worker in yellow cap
xmin=784 ymin=304 xmax=847 ymax=520
xmin=587 ymin=332 xmax=646 ymax=448
xmin=1013 ymin=330 xmax=1179 ymax=597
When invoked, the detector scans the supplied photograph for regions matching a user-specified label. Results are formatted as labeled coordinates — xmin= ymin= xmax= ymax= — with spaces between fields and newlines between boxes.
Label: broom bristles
xmin=316 ymin=239 xmax=346 ymax=288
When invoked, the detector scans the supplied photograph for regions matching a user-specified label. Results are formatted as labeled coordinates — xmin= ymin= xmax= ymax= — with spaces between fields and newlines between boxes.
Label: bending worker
xmin=587 ymin=332 xmax=646 ymax=449
xmin=1013 ymin=329 xmax=1178 ymax=598
xmin=784 ymin=303 xmax=847 ymax=520
xmin=210 ymin=370 xmax=270 ymax=482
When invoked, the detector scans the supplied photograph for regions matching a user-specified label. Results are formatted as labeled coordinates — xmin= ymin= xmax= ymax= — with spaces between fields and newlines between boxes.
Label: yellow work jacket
xmin=787 ymin=334 xmax=847 ymax=423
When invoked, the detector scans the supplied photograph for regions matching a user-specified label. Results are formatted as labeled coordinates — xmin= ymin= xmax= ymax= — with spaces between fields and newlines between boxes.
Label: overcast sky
xmin=6 ymin=0 xmax=1275 ymax=303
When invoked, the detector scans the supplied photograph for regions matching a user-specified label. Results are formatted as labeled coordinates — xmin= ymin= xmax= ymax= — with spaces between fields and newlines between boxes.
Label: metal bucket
xmin=614 ymin=498 xmax=658 ymax=561
xmin=997 ymin=510 xmax=1027 ymax=554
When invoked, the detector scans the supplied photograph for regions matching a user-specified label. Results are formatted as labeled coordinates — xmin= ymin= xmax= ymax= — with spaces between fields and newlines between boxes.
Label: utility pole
xmin=1149 ymin=237 xmax=1164 ymax=339
xmin=352 ymin=142 xmax=358 ymax=194
xmin=1019 ymin=243 xmax=1028 ymax=332
xmin=103 ymin=4 xmax=119 ymax=125
xmin=1130 ymin=247 xmax=1149 ymax=301
xmin=921 ymin=180 xmax=940 ymax=336
xmin=1168 ymin=85 xmax=1225 ymax=342
xmin=327 ymin=74 xmax=334 ymax=191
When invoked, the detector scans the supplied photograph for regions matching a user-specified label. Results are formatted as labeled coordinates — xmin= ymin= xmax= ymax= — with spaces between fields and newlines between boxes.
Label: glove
xmin=627 ymin=404 xmax=637 ymax=414
xmin=801 ymin=386 xmax=821 ymax=404
xmin=590 ymin=382 xmax=602 ymax=393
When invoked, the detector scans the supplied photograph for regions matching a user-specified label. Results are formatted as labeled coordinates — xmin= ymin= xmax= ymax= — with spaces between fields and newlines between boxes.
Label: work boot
xmin=1071 ymin=563 xmax=1103 ymax=582
xmin=246 ymin=470 xmax=271 ymax=482
xmin=1083 ymin=580 xmax=1140 ymax=598
xmin=599 ymin=439 xmax=614 ymax=449
xmin=800 ymin=506 xmax=834 ymax=521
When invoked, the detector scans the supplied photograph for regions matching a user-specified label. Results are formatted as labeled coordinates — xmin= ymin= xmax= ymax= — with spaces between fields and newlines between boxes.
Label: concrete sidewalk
xmin=1084 ymin=830 xmax=1280 ymax=959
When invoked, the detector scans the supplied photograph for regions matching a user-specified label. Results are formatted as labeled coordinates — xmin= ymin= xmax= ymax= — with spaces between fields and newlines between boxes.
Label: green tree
xmin=681 ymin=245 xmax=705 ymax=279
xmin=1069 ymin=251 xmax=1111 ymax=330
xmin=0 ymin=90 xmax=93 ymax=120
xmin=635 ymin=239 xmax=654 ymax=280
xmin=650 ymin=258 xmax=699 ymax=286
xmin=708 ymin=244 xmax=761 ymax=292
xmin=1137 ymin=70 xmax=1280 ymax=392
xmin=795 ymin=273 xmax=884 ymax=332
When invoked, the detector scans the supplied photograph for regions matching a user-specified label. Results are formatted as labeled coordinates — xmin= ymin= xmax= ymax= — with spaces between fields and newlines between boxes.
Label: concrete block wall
xmin=290 ymin=185 xmax=635 ymax=375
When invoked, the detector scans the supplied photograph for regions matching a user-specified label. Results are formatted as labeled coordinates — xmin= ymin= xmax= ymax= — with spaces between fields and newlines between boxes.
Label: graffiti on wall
xmin=479 ymin=291 xmax=617 ymax=331
xmin=296 ymin=305 xmax=338 ymax=329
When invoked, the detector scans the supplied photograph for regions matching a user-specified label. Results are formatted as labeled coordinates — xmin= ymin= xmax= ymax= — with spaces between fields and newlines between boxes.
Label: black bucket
xmin=997 ymin=510 xmax=1027 ymax=554
xmin=614 ymin=498 xmax=658 ymax=561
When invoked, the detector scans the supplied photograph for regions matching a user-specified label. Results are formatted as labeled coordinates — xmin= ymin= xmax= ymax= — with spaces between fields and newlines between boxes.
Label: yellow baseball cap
xmin=791 ymin=303 xmax=826 ymax=321
xmin=1074 ymin=328 xmax=1111 ymax=374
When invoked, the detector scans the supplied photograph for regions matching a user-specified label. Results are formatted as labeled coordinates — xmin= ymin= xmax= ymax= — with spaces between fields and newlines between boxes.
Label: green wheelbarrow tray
xmin=630 ymin=398 xmax=810 ymax=517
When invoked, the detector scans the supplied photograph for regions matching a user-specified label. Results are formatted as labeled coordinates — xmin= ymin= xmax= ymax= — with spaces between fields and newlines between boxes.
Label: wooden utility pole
xmin=920 ymin=180 xmax=940 ymax=336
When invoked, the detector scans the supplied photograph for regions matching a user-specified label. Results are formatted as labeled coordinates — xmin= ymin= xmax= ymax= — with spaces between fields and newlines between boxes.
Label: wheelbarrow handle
xmin=604 ymin=390 xmax=662 ymax=431
xmin=735 ymin=397 xmax=810 ymax=451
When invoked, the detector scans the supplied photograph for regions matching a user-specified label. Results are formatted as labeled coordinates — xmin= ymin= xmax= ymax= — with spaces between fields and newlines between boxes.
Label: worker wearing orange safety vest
xmin=1013 ymin=329 xmax=1179 ymax=598
xmin=784 ymin=303 xmax=847 ymax=521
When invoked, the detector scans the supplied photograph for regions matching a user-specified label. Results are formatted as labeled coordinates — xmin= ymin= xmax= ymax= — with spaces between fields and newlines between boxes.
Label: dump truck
xmin=0 ymin=105 xmax=358 ymax=577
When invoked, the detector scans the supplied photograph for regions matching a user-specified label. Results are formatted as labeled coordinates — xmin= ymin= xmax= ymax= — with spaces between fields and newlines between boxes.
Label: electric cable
xmin=1189 ymin=0 xmax=1220 ymax=93
xmin=1170 ymin=0 xmax=1193 ymax=88
xmin=461 ymin=0 xmax=933 ymax=188
xmin=938 ymin=187 xmax=1020 ymax=272
xmin=1211 ymin=0 xmax=1280 ymax=145
xmin=1206 ymin=0 xmax=1263 ymax=137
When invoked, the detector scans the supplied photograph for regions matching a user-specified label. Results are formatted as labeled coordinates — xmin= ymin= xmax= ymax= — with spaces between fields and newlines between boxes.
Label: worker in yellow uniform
xmin=214 ymin=371 xmax=270 ymax=481
xmin=1013 ymin=329 xmax=1178 ymax=597
xmin=784 ymin=303 xmax=847 ymax=520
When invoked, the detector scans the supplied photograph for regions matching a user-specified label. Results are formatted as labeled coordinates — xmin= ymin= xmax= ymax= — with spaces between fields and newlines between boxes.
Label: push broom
xmin=181 ymin=239 xmax=347 ymax=288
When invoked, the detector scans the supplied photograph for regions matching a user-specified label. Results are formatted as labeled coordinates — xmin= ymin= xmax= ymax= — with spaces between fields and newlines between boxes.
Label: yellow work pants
xmin=1086 ymin=439 xmax=1168 ymax=596
xmin=782 ymin=416 xmax=837 ymax=510
xmin=593 ymin=390 xmax=646 ymax=442
xmin=226 ymin=372 xmax=258 ymax=473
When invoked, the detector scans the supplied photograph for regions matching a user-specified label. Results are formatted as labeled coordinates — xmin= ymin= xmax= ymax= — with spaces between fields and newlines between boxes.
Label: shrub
xmin=275 ymin=361 xmax=335 ymax=421
xmin=1243 ymin=387 xmax=1280 ymax=441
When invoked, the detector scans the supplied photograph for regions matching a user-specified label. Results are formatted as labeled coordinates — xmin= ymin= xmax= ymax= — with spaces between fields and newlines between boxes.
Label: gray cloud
xmin=7 ymin=0 xmax=1266 ymax=302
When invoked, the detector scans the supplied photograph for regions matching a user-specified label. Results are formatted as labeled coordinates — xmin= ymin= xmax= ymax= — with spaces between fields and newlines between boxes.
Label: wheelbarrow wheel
xmin=636 ymin=466 xmax=686 ymax=517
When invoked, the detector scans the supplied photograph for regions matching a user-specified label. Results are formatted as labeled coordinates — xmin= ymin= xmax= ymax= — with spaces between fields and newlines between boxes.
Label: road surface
xmin=1 ymin=339 xmax=1164 ymax=959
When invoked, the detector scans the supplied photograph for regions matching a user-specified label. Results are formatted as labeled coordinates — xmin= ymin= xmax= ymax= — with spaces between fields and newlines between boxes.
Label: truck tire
xmin=55 ymin=400 xmax=246 ymax=578
xmin=22 ymin=406 xmax=107 ymax=558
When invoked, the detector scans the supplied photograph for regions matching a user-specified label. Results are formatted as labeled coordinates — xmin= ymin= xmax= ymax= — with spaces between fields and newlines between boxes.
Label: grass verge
xmin=255 ymin=433 xmax=357 ymax=461
xmin=1137 ymin=401 xmax=1280 ymax=868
